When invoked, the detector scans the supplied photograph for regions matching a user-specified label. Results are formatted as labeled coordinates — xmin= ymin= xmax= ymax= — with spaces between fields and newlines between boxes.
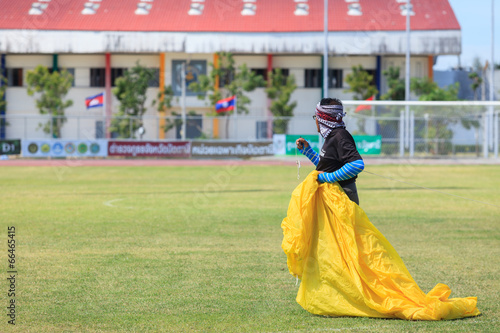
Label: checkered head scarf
xmin=315 ymin=102 xmax=346 ymax=138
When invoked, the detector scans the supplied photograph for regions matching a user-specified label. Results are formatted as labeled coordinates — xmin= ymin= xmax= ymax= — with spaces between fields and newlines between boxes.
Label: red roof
xmin=0 ymin=0 xmax=460 ymax=33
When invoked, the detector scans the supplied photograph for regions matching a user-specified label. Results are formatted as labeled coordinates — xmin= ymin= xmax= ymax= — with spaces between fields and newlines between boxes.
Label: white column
xmin=400 ymin=110 xmax=405 ymax=157
xmin=494 ymin=111 xmax=499 ymax=159
xmin=424 ymin=113 xmax=429 ymax=155
xmin=489 ymin=108 xmax=494 ymax=150
xmin=483 ymin=111 xmax=489 ymax=158
xmin=404 ymin=109 xmax=410 ymax=149
xmin=409 ymin=111 xmax=415 ymax=157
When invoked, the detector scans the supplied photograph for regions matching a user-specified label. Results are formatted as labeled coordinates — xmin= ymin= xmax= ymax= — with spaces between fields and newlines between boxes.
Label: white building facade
xmin=0 ymin=0 xmax=461 ymax=140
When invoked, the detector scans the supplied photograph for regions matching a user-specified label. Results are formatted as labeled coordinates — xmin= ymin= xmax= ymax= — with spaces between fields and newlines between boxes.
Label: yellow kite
xmin=281 ymin=171 xmax=480 ymax=320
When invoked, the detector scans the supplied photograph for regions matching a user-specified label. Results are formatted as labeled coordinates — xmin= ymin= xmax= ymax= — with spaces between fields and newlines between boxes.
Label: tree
xmin=189 ymin=52 xmax=266 ymax=138
xmin=410 ymin=78 xmax=479 ymax=155
xmin=152 ymin=85 xmax=178 ymax=134
xmin=0 ymin=74 xmax=6 ymax=111
xmin=26 ymin=65 xmax=73 ymax=138
xmin=410 ymin=78 xmax=455 ymax=154
xmin=410 ymin=78 xmax=459 ymax=101
xmin=375 ymin=67 xmax=405 ymax=148
xmin=110 ymin=62 xmax=156 ymax=138
xmin=153 ymin=85 xmax=174 ymax=114
xmin=0 ymin=74 xmax=7 ymax=131
xmin=470 ymin=57 xmax=491 ymax=101
xmin=265 ymin=69 xmax=297 ymax=134
xmin=344 ymin=65 xmax=378 ymax=100
xmin=344 ymin=65 xmax=379 ymax=134
xmin=472 ymin=57 xmax=483 ymax=72
xmin=381 ymin=67 xmax=405 ymax=101
xmin=468 ymin=72 xmax=482 ymax=101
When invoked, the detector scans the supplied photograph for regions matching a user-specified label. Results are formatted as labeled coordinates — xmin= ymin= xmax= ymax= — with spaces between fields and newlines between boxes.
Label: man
xmin=296 ymin=97 xmax=364 ymax=205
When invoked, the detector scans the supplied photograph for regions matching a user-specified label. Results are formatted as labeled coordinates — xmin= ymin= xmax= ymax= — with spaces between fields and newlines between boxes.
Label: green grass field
xmin=1 ymin=163 xmax=499 ymax=332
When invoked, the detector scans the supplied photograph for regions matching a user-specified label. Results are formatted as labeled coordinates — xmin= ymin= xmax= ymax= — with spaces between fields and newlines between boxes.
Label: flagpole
xmin=233 ymin=95 xmax=238 ymax=141
xmin=489 ymin=0 xmax=495 ymax=156
xmin=102 ymin=91 xmax=106 ymax=119
xmin=101 ymin=92 xmax=106 ymax=139
xmin=405 ymin=0 xmax=411 ymax=152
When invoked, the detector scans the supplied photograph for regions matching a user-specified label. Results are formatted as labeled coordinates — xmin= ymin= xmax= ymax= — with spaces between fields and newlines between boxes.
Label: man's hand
xmin=317 ymin=171 xmax=324 ymax=183
xmin=296 ymin=138 xmax=309 ymax=150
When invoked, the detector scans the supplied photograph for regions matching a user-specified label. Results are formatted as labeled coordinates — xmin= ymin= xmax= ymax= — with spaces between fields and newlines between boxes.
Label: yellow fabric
xmin=281 ymin=171 xmax=480 ymax=320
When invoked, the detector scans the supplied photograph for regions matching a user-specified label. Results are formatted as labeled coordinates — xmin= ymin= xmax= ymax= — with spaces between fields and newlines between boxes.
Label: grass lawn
xmin=0 ymin=163 xmax=499 ymax=332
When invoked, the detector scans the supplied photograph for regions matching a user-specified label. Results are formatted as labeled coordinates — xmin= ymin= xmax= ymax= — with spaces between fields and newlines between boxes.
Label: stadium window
xmin=328 ymin=69 xmax=343 ymax=88
xmin=251 ymin=68 xmax=268 ymax=81
xmin=6 ymin=68 xmax=23 ymax=87
xmin=65 ymin=68 xmax=75 ymax=87
xmin=304 ymin=69 xmax=321 ymax=88
xmin=269 ymin=68 xmax=290 ymax=85
xmin=90 ymin=68 xmax=105 ymax=87
xmin=277 ymin=68 xmax=290 ymax=77
xmin=172 ymin=60 xmax=207 ymax=96
xmin=90 ymin=68 xmax=128 ymax=87
xmin=218 ymin=68 xmax=234 ymax=88
xmin=256 ymin=121 xmax=268 ymax=140
xmin=111 ymin=68 xmax=127 ymax=86
xmin=148 ymin=68 xmax=160 ymax=87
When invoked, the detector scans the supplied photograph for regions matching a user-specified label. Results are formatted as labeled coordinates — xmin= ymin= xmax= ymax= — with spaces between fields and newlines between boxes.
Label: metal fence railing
xmin=2 ymin=101 xmax=499 ymax=158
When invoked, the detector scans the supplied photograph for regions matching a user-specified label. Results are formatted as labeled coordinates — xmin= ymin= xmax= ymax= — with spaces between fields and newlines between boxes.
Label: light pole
xmin=490 ymin=0 xmax=496 ymax=156
xmin=485 ymin=0 xmax=495 ymax=157
xmin=405 ymin=0 xmax=411 ymax=152
xmin=323 ymin=0 xmax=328 ymax=98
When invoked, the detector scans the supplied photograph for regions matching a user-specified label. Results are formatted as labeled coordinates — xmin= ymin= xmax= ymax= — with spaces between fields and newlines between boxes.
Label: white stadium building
xmin=0 ymin=0 xmax=461 ymax=141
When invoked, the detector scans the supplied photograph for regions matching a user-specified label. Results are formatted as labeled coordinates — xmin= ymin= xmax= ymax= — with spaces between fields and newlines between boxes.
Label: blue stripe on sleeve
xmin=299 ymin=145 xmax=320 ymax=166
xmin=317 ymin=159 xmax=365 ymax=184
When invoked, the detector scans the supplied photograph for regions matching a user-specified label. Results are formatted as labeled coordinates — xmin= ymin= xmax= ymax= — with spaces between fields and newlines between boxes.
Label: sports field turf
xmin=1 ymin=163 xmax=499 ymax=332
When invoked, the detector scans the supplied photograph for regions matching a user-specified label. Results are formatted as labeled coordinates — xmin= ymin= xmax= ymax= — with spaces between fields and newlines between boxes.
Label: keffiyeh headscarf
xmin=315 ymin=102 xmax=346 ymax=138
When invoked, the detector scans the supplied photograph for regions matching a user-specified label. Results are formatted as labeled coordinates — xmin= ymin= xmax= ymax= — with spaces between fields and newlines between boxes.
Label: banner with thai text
xmin=108 ymin=141 xmax=191 ymax=157
xmin=191 ymin=141 xmax=274 ymax=158
xmin=352 ymin=135 xmax=382 ymax=155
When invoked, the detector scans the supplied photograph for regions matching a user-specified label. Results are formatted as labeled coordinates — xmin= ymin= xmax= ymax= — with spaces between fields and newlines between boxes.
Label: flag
xmin=215 ymin=96 xmax=236 ymax=113
xmin=355 ymin=96 xmax=374 ymax=113
xmin=85 ymin=93 xmax=104 ymax=109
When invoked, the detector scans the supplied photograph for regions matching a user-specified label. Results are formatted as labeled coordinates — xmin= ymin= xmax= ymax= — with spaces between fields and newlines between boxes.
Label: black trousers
xmin=341 ymin=182 xmax=359 ymax=205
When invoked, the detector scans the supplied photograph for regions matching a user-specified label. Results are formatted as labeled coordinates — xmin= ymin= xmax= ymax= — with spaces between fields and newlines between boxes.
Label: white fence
xmin=2 ymin=101 xmax=500 ymax=158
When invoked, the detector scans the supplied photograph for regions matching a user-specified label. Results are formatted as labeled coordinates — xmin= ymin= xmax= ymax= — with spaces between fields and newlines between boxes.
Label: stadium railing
xmin=2 ymin=101 xmax=499 ymax=158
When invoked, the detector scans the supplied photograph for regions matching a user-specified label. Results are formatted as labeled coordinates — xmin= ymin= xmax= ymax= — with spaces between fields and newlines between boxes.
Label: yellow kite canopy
xmin=281 ymin=171 xmax=480 ymax=320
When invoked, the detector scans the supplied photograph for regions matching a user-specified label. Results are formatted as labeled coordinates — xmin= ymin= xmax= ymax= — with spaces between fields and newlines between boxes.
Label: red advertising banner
xmin=191 ymin=141 xmax=274 ymax=158
xmin=108 ymin=141 xmax=191 ymax=158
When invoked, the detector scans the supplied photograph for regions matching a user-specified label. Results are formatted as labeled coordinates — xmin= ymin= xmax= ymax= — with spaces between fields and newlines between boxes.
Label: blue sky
xmin=433 ymin=0 xmax=500 ymax=70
